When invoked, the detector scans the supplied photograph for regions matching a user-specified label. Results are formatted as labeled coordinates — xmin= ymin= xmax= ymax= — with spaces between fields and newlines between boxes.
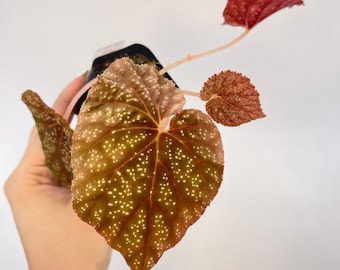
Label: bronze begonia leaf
xmin=71 ymin=58 xmax=224 ymax=270
xmin=223 ymin=0 xmax=304 ymax=30
xmin=200 ymin=70 xmax=265 ymax=126
xmin=22 ymin=90 xmax=73 ymax=186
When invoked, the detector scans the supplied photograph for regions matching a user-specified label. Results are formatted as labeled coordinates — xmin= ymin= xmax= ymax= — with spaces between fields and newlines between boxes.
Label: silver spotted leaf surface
xmin=22 ymin=90 xmax=73 ymax=186
xmin=71 ymin=58 xmax=224 ymax=270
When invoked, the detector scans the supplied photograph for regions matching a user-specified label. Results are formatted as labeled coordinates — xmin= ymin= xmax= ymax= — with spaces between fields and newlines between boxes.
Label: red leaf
xmin=223 ymin=0 xmax=304 ymax=29
xmin=71 ymin=58 xmax=224 ymax=270
xmin=200 ymin=70 xmax=265 ymax=126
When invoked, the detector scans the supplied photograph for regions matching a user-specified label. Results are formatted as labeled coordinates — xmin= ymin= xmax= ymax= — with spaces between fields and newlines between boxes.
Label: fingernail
xmin=77 ymin=70 xmax=89 ymax=78
xmin=81 ymin=70 xmax=89 ymax=78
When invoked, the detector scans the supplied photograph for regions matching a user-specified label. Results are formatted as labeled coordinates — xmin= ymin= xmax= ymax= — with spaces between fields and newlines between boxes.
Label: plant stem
xmin=180 ymin=89 xmax=200 ymax=97
xmin=159 ymin=29 xmax=250 ymax=75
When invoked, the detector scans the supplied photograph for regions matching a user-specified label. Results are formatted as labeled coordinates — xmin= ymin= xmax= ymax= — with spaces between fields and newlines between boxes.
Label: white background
xmin=1 ymin=0 xmax=339 ymax=269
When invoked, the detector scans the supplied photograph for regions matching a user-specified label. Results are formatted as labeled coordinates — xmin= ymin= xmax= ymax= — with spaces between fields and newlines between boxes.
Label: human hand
xmin=4 ymin=75 xmax=112 ymax=270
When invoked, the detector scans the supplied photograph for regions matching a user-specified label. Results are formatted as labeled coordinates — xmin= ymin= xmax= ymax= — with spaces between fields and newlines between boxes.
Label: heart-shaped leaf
xmin=22 ymin=90 xmax=73 ymax=186
xmin=223 ymin=0 xmax=304 ymax=29
xmin=200 ymin=70 xmax=265 ymax=126
xmin=71 ymin=58 xmax=224 ymax=270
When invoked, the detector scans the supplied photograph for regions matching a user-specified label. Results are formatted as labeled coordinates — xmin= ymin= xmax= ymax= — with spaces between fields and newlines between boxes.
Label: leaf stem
xmin=159 ymin=29 xmax=250 ymax=75
xmin=180 ymin=89 xmax=200 ymax=97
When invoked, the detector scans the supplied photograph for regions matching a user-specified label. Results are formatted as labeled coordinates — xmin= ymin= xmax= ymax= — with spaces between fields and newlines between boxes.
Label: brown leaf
xmin=200 ymin=70 xmax=265 ymax=126
xmin=223 ymin=0 xmax=304 ymax=29
xmin=22 ymin=90 xmax=73 ymax=186
xmin=71 ymin=58 xmax=224 ymax=270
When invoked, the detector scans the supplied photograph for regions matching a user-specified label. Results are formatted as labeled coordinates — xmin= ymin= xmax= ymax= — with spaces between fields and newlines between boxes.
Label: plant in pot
xmin=22 ymin=1 xmax=304 ymax=269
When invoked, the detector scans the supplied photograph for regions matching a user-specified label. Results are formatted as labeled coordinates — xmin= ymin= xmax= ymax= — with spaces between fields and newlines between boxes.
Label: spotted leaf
xmin=223 ymin=0 xmax=304 ymax=29
xmin=71 ymin=58 xmax=224 ymax=270
xmin=200 ymin=70 xmax=265 ymax=126
xmin=22 ymin=90 xmax=73 ymax=186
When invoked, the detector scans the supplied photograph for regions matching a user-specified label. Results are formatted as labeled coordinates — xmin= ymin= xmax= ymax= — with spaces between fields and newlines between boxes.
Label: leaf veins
xmin=200 ymin=70 xmax=265 ymax=126
xmin=71 ymin=58 xmax=224 ymax=270
xmin=223 ymin=0 xmax=304 ymax=29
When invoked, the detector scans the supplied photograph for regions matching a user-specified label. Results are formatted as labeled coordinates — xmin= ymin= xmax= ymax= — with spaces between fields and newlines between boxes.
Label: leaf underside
xmin=223 ymin=0 xmax=304 ymax=29
xmin=200 ymin=70 xmax=265 ymax=126
xmin=22 ymin=90 xmax=73 ymax=186
xmin=71 ymin=58 xmax=224 ymax=270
